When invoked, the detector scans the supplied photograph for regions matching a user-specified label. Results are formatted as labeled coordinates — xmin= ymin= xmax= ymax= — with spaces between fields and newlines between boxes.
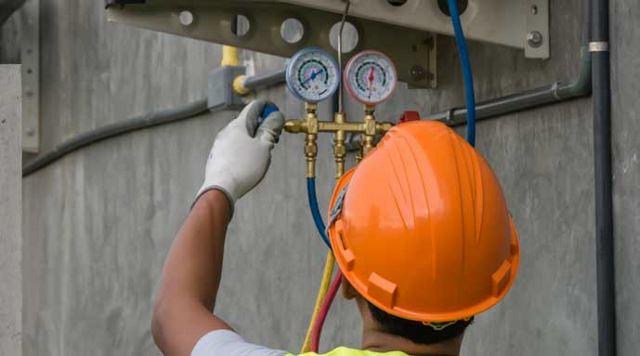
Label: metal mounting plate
xmin=106 ymin=0 xmax=437 ymax=88
xmin=17 ymin=0 xmax=39 ymax=153
xmin=277 ymin=0 xmax=549 ymax=59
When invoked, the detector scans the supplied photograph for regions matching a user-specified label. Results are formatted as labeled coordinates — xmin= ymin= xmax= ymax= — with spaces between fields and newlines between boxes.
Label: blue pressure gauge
xmin=286 ymin=48 xmax=340 ymax=103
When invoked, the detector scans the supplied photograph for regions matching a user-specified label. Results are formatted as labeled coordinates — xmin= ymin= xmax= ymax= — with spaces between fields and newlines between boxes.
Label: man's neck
xmin=352 ymin=294 xmax=462 ymax=355
xmin=361 ymin=328 xmax=462 ymax=356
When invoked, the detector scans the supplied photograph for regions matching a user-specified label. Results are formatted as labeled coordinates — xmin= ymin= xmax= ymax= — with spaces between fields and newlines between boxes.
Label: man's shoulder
xmin=192 ymin=330 xmax=287 ymax=356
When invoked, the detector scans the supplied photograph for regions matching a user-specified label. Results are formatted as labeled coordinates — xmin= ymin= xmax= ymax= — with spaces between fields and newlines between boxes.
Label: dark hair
xmin=367 ymin=302 xmax=473 ymax=345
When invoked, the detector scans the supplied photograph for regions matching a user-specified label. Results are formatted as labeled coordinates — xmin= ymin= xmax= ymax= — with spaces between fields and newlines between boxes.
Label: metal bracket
xmin=525 ymin=0 xmax=549 ymax=59
xmin=106 ymin=0 xmax=550 ymax=91
xmin=18 ymin=0 xmax=39 ymax=153
xmin=278 ymin=0 xmax=549 ymax=60
xmin=106 ymin=0 xmax=437 ymax=88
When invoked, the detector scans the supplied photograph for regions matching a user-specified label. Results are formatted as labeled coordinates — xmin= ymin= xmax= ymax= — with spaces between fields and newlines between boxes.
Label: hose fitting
xmin=232 ymin=75 xmax=250 ymax=96
xmin=333 ymin=112 xmax=347 ymax=179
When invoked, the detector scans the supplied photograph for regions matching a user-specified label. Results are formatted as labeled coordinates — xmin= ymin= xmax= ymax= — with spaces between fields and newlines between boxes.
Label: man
xmin=152 ymin=100 xmax=520 ymax=356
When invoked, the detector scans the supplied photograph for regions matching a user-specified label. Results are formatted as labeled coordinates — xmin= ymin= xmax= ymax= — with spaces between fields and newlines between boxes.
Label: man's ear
xmin=341 ymin=277 xmax=358 ymax=300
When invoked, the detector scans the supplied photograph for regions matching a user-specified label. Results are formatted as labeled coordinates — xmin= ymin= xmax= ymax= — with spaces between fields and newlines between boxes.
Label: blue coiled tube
xmin=448 ymin=0 xmax=477 ymax=146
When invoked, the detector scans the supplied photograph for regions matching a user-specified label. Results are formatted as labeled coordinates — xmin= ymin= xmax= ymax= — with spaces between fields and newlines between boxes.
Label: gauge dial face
xmin=286 ymin=48 xmax=340 ymax=103
xmin=344 ymin=50 xmax=397 ymax=105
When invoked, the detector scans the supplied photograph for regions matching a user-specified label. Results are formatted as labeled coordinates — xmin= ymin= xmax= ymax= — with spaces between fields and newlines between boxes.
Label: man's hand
xmin=195 ymin=100 xmax=285 ymax=211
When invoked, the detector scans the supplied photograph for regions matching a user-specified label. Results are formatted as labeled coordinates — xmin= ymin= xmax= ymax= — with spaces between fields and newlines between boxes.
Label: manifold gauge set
xmin=286 ymin=47 xmax=397 ymax=106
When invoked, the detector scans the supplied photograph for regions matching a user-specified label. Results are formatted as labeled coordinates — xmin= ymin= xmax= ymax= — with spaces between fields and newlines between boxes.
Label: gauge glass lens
xmin=286 ymin=48 xmax=340 ymax=103
xmin=344 ymin=51 xmax=397 ymax=105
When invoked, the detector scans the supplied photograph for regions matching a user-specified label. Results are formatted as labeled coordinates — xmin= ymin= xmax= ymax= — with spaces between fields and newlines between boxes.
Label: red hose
xmin=310 ymin=270 xmax=343 ymax=353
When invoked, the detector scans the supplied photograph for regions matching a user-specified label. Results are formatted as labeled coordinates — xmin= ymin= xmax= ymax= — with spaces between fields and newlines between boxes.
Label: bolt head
xmin=178 ymin=11 xmax=194 ymax=26
xmin=531 ymin=5 xmax=539 ymax=15
xmin=527 ymin=31 xmax=543 ymax=48
xmin=410 ymin=65 xmax=426 ymax=80
xmin=26 ymin=128 xmax=35 ymax=136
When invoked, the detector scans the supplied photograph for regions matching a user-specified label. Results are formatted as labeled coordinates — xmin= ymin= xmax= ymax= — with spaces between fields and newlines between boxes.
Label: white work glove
xmin=195 ymin=100 xmax=285 ymax=214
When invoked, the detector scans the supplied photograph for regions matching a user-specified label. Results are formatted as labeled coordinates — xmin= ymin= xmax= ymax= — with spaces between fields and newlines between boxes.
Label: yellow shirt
xmin=192 ymin=330 xmax=410 ymax=356
xmin=292 ymin=346 xmax=408 ymax=356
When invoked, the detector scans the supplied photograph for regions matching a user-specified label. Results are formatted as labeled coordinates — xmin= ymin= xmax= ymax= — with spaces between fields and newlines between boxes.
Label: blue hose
xmin=448 ymin=0 xmax=477 ymax=146
xmin=306 ymin=178 xmax=331 ymax=248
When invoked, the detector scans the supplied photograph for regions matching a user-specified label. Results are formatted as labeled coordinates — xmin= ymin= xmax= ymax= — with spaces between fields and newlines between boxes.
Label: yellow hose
xmin=300 ymin=251 xmax=335 ymax=353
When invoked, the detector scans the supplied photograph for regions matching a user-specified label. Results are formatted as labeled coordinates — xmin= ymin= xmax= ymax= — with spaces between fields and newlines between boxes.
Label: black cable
xmin=590 ymin=0 xmax=616 ymax=354
xmin=22 ymin=99 xmax=209 ymax=177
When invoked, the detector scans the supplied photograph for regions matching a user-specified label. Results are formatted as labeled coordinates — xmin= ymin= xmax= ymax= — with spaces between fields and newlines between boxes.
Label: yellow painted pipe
xmin=221 ymin=45 xmax=240 ymax=67
xmin=233 ymin=75 xmax=250 ymax=96
xmin=221 ymin=45 xmax=251 ymax=96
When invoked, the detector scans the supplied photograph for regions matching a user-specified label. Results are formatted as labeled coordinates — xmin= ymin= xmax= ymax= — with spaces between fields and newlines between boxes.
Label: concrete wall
xmin=610 ymin=1 xmax=640 ymax=351
xmin=0 ymin=0 xmax=638 ymax=355
xmin=0 ymin=65 xmax=22 ymax=356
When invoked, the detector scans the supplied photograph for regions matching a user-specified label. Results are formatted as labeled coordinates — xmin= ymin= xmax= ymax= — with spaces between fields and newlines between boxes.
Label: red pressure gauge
xmin=343 ymin=50 xmax=398 ymax=106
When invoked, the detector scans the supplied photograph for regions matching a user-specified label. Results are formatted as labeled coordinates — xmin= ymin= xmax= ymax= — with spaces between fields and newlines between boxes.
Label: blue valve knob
xmin=249 ymin=102 xmax=280 ymax=137
xmin=259 ymin=102 xmax=279 ymax=125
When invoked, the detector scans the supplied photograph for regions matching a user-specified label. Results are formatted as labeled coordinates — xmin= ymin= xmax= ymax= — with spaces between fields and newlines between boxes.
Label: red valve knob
xmin=399 ymin=111 xmax=421 ymax=123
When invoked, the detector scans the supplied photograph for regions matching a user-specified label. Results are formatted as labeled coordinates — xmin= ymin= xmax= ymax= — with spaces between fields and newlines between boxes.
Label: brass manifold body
xmin=284 ymin=103 xmax=394 ymax=179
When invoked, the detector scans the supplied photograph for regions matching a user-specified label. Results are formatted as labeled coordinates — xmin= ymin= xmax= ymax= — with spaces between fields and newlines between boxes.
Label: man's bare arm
xmin=151 ymin=100 xmax=284 ymax=355
xmin=152 ymin=190 xmax=232 ymax=356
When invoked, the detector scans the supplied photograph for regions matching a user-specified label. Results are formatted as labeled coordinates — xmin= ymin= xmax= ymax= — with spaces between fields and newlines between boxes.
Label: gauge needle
xmin=367 ymin=67 xmax=375 ymax=93
xmin=301 ymin=70 xmax=321 ymax=86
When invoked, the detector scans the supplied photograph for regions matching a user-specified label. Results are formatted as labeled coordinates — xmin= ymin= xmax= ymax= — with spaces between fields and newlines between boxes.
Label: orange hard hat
xmin=327 ymin=121 xmax=519 ymax=323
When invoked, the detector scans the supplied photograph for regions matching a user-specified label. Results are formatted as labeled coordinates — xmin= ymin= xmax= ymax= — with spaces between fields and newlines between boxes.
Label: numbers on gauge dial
xmin=344 ymin=50 xmax=397 ymax=105
xmin=286 ymin=48 xmax=340 ymax=103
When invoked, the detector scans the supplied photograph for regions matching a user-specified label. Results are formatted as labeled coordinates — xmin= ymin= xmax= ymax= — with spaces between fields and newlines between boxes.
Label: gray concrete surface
xmin=611 ymin=0 xmax=640 ymax=352
xmin=0 ymin=0 xmax=638 ymax=355
xmin=0 ymin=65 xmax=22 ymax=356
